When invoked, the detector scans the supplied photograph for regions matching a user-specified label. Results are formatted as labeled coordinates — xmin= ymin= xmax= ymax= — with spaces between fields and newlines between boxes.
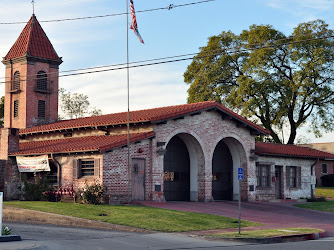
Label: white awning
xmin=16 ymin=155 xmax=50 ymax=173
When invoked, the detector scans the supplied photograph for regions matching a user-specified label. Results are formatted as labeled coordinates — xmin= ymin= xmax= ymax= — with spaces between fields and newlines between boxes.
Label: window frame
xmin=286 ymin=166 xmax=301 ymax=189
xmin=13 ymin=100 xmax=19 ymax=118
xmin=322 ymin=163 xmax=328 ymax=174
xmin=73 ymin=158 xmax=100 ymax=179
xmin=13 ymin=71 xmax=20 ymax=90
xmin=38 ymin=100 xmax=46 ymax=118
xmin=256 ymin=164 xmax=270 ymax=188
xmin=36 ymin=71 xmax=48 ymax=91
xmin=290 ymin=166 xmax=297 ymax=188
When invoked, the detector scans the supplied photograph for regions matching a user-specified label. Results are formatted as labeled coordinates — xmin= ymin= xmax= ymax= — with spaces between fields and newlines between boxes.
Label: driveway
xmin=141 ymin=200 xmax=334 ymax=236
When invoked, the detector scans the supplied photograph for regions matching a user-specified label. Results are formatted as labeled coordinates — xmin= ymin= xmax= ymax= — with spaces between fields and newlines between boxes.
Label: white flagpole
xmin=126 ymin=0 xmax=131 ymax=204
xmin=0 ymin=192 xmax=3 ymax=236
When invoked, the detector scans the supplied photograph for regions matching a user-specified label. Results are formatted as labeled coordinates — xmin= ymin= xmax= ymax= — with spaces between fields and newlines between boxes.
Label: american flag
xmin=130 ymin=0 xmax=144 ymax=44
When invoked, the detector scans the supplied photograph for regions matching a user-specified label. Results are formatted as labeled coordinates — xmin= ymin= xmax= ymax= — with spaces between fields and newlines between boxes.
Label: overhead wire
xmin=0 ymin=0 xmax=215 ymax=25
xmin=0 ymin=30 xmax=332 ymax=83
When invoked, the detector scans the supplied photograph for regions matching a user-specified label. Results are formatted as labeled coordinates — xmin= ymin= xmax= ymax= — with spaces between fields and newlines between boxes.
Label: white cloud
xmin=59 ymin=64 xmax=188 ymax=114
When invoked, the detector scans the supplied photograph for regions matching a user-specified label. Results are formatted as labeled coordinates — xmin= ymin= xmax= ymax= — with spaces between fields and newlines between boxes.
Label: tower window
xmin=13 ymin=100 xmax=19 ymax=117
xmin=13 ymin=71 xmax=20 ymax=90
xmin=37 ymin=71 xmax=47 ymax=91
xmin=38 ymin=100 xmax=46 ymax=118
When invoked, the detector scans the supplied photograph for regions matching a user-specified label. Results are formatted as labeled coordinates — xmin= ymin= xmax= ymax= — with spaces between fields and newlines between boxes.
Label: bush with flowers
xmin=2 ymin=225 xmax=12 ymax=235
xmin=78 ymin=180 xmax=104 ymax=205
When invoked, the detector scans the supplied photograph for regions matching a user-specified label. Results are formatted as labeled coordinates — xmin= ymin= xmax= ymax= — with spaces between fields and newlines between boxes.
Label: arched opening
xmin=212 ymin=141 xmax=233 ymax=200
xmin=163 ymin=135 xmax=190 ymax=201
xmin=212 ymin=137 xmax=248 ymax=201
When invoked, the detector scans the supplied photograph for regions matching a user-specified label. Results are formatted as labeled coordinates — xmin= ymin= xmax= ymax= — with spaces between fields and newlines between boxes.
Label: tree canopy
xmin=184 ymin=20 xmax=334 ymax=144
xmin=59 ymin=88 xmax=102 ymax=120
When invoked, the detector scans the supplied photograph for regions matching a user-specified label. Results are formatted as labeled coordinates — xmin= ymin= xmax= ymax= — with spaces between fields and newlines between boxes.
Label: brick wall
xmin=4 ymin=60 xmax=59 ymax=129
xmin=315 ymin=160 xmax=334 ymax=186
xmin=52 ymin=110 xmax=257 ymax=203
xmin=152 ymin=111 xmax=255 ymax=202
xmin=103 ymin=140 xmax=152 ymax=203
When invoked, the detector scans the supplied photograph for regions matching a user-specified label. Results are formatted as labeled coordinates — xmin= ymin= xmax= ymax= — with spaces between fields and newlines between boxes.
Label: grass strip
xmin=4 ymin=201 xmax=261 ymax=232
xmin=210 ymin=228 xmax=322 ymax=238
xmin=316 ymin=187 xmax=334 ymax=199
xmin=294 ymin=200 xmax=334 ymax=213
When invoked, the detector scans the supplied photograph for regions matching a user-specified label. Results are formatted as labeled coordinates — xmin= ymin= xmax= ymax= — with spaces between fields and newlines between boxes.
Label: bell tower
xmin=2 ymin=14 xmax=62 ymax=129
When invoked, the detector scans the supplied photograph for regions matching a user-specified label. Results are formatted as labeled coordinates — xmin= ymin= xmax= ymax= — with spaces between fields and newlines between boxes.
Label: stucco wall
xmin=256 ymin=156 xmax=315 ymax=200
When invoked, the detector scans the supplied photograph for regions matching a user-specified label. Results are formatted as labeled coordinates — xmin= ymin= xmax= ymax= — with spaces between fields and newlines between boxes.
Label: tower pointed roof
xmin=4 ymin=15 xmax=61 ymax=62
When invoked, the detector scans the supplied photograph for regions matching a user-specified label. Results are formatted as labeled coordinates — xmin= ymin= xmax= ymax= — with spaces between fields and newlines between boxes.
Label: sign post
xmin=238 ymin=167 xmax=243 ymax=235
xmin=0 ymin=192 xmax=3 ymax=236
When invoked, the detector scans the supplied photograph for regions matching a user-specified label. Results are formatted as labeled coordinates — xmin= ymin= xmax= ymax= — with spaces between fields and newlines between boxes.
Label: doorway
xmin=131 ymin=158 xmax=145 ymax=201
xmin=275 ymin=166 xmax=282 ymax=199
xmin=163 ymin=136 xmax=190 ymax=201
xmin=212 ymin=140 xmax=233 ymax=200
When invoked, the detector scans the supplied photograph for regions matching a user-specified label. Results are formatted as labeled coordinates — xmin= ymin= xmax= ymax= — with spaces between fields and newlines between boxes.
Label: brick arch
xmin=210 ymin=135 xmax=249 ymax=201
xmin=163 ymin=129 xmax=205 ymax=202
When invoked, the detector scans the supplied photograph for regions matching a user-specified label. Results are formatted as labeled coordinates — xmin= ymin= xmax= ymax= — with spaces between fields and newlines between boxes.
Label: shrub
xmin=307 ymin=196 xmax=327 ymax=202
xmin=2 ymin=225 xmax=12 ymax=235
xmin=78 ymin=180 xmax=104 ymax=205
xmin=21 ymin=177 xmax=54 ymax=201
xmin=320 ymin=174 xmax=334 ymax=187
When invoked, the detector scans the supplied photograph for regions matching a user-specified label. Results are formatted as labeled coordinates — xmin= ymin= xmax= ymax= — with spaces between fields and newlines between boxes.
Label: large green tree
xmin=184 ymin=20 xmax=334 ymax=144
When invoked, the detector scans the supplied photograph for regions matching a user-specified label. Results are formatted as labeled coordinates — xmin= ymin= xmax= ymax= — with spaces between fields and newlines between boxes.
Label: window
xmin=13 ymin=71 xmax=20 ymax=90
xmin=38 ymin=100 xmax=46 ymax=118
xmin=80 ymin=160 xmax=95 ymax=177
xmin=37 ymin=71 xmax=47 ymax=91
xmin=290 ymin=167 xmax=297 ymax=188
xmin=13 ymin=100 xmax=19 ymax=117
xmin=286 ymin=166 xmax=301 ymax=189
xmin=256 ymin=164 xmax=270 ymax=187
xmin=73 ymin=158 xmax=100 ymax=179
xmin=322 ymin=164 xmax=328 ymax=174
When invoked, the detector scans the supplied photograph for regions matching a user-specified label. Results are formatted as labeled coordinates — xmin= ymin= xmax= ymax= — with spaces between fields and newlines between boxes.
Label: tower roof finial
xmin=32 ymin=0 xmax=35 ymax=15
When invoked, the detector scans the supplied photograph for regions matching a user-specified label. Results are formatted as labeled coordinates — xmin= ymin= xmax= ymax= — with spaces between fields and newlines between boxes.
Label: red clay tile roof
xmin=4 ymin=15 xmax=60 ymax=61
xmin=255 ymin=142 xmax=334 ymax=159
xmin=10 ymin=131 xmax=155 ymax=156
xmin=20 ymin=101 xmax=269 ymax=135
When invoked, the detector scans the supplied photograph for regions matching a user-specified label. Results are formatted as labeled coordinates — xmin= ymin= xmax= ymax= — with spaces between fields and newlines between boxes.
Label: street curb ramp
xmin=208 ymin=231 xmax=329 ymax=244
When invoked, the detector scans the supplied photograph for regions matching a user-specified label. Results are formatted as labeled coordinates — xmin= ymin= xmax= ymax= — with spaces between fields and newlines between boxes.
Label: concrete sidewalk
xmin=139 ymin=200 xmax=334 ymax=236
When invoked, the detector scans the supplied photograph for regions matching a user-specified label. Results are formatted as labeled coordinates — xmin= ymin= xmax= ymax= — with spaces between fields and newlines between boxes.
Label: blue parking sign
xmin=238 ymin=168 xmax=243 ymax=180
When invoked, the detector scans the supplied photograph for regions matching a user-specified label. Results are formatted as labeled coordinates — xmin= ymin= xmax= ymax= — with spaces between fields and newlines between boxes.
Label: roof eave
xmin=256 ymin=153 xmax=323 ymax=160
xmin=152 ymin=106 xmax=269 ymax=135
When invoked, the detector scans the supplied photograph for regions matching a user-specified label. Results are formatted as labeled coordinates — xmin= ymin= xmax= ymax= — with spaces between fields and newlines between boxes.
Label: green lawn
xmin=4 ymin=201 xmax=261 ymax=232
xmin=294 ymin=200 xmax=334 ymax=213
xmin=211 ymin=228 xmax=322 ymax=238
xmin=316 ymin=187 xmax=334 ymax=199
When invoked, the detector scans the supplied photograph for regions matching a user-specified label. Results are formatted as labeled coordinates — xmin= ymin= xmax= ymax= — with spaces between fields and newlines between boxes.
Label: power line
xmin=0 ymin=30 xmax=332 ymax=82
xmin=0 ymin=0 xmax=215 ymax=25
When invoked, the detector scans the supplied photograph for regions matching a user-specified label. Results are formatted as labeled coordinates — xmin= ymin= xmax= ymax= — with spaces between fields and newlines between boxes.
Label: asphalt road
xmin=1 ymin=222 xmax=334 ymax=250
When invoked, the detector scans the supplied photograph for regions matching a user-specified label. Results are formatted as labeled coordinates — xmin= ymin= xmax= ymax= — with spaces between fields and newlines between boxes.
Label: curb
xmin=0 ymin=235 xmax=22 ymax=242
xmin=200 ymin=231 xmax=328 ymax=244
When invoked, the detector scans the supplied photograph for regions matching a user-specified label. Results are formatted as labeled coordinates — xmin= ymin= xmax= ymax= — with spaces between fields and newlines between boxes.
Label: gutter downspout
xmin=310 ymin=158 xmax=319 ymax=199
xmin=51 ymin=153 xmax=61 ymax=190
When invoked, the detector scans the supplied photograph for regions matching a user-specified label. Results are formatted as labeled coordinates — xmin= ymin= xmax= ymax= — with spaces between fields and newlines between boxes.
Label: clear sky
xmin=0 ymin=0 xmax=333 ymax=143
